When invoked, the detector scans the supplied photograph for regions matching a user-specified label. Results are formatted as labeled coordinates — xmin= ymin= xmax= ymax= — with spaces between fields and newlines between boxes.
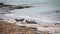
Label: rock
xmin=15 ymin=18 xmax=24 ymax=22
xmin=15 ymin=6 xmax=24 ymax=9
xmin=0 ymin=13 xmax=6 ymax=14
xmin=26 ymin=20 xmax=37 ymax=24
xmin=0 ymin=18 xmax=3 ymax=20
xmin=0 ymin=3 xmax=4 ymax=5
xmin=55 ymin=23 xmax=60 ymax=26
xmin=4 ymin=19 xmax=16 ymax=23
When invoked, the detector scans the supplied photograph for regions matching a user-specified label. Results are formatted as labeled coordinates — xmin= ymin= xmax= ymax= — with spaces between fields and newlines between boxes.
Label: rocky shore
xmin=0 ymin=18 xmax=60 ymax=26
xmin=0 ymin=20 xmax=50 ymax=34
xmin=0 ymin=19 xmax=60 ymax=34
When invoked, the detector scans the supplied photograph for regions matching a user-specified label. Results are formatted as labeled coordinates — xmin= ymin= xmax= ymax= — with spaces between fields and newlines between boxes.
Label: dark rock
xmin=0 ymin=3 xmax=4 ymax=5
xmin=0 ymin=3 xmax=4 ymax=7
xmin=0 ymin=18 xmax=3 ymax=20
xmin=12 ymin=6 xmax=32 ymax=9
xmin=15 ymin=6 xmax=24 ymax=9
xmin=3 ymin=5 xmax=12 ymax=7
xmin=55 ymin=11 xmax=60 ymax=13
xmin=24 ymin=6 xmax=31 ymax=8
xmin=26 ymin=20 xmax=37 ymax=24
xmin=0 ymin=13 xmax=6 ymax=14
xmin=15 ymin=18 xmax=24 ymax=22
xmin=55 ymin=23 xmax=60 ymax=25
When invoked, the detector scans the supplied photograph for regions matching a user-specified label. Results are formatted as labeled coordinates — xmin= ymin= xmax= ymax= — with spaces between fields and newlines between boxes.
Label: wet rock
xmin=55 ymin=11 xmax=60 ymax=13
xmin=0 ymin=3 xmax=4 ymax=5
xmin=3 ymin=5 xmax=12 ymax=7
xmin=26 ymin=20 xmax=37 ymax=24
xmin=0 ymin=3 xmax=4 ymax=7
xmin=14 ymin=6 xmax=24 ymax=9
xmin=55 ymin=23 xmax=60 ymax=26
xmin=15 ymin=18 xmax=24 ymax=22
xmin=0 ymin=18 xmax=3 ymax=20
xmin=55 ymin=23 xmax=60 ymax=25
xmin=24 ymin=6 xmax=31 ymax=8
xmin=0 ymin=13 xmax=6 ymax=14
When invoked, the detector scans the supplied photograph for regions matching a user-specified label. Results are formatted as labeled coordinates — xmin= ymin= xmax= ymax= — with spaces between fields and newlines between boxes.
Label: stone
xmin=26 ymin=20 xmax=37 ymax=24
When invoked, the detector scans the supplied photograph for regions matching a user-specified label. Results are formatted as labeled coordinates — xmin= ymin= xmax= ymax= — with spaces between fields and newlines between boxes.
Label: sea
xmin=0 ymin=0 xmax=60 ymax=23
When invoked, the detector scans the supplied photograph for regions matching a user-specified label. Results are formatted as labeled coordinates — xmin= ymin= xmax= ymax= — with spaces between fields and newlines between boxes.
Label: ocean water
xmin=0 ymin=0 xmax=60 ymax=5
xmin=0 ymin=0 xmax=60 ymax=23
